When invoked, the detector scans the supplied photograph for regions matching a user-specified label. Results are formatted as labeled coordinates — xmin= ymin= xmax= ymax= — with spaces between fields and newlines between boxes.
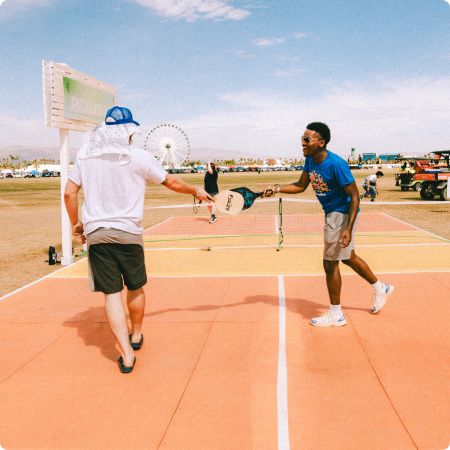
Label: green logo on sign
xmin=63 ymin=76 xmax=115 ymax=124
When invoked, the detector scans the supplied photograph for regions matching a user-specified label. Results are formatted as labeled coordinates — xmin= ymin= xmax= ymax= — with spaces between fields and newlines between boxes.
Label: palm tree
xmin=9 ymin=155 xmax=17 ymax=169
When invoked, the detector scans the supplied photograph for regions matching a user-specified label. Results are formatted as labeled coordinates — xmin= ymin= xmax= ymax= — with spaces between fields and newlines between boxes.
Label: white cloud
xmin=0 ymin=109 xmax=84 ymax=148
xmin=132 ymin=0 xmax=251 ymax=22
xmin=0 ymin=0 xmax=52 ymax=18
xmin=275 ymin=68 xmax=306 ymax=77
xmin=293 ymin=32 xmax=310 ymax=39
xmin=168 ymin=77 xmax=450 ymax=158
xmin=253 ymin=38 xmax=285 ymax=46
xmin=229 ymin=49 xmax=256 ymax=58
xmin=5 ymin=77 xmax=450 ymax=159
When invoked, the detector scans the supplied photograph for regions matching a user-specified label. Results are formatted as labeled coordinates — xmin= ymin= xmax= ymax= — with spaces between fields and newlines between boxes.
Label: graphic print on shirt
xmin=309 ymin=170 xmax=331 ymax=196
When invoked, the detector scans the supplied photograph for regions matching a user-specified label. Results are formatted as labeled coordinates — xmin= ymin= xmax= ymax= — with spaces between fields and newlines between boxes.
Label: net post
xmin=277 ymin=198 xmax=283 ymax=251
xmin=60 ymin=128 xmax=74 ymax=266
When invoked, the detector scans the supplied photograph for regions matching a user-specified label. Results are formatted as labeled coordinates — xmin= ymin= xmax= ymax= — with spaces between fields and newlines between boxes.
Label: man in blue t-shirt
xmin=264 ymin=122 xmax=394 ymax=327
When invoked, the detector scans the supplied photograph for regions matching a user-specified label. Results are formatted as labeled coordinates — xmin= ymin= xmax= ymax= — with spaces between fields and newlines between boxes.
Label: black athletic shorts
xmin=88 ymin=243 xmax=147 ymax=294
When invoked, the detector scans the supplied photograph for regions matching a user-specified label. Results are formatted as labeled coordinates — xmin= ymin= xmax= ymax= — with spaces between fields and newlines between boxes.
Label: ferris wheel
xmin=144 ymin=124 xmax=190 ymax=168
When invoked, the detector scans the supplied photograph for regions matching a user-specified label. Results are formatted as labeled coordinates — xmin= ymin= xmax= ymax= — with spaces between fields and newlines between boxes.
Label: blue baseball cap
xmin=105 ymin=106 xmax=140 ymax=126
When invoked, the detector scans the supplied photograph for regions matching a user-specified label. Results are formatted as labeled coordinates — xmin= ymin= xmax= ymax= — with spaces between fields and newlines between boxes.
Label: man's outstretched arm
xmin=162 ymin=174 xmax=214 ymax=202
xmin=263 ymin=170 xmax=311 ymax=196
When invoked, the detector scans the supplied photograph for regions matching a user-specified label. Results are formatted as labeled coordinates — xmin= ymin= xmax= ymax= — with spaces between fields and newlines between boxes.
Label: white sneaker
xmin=209 ymin=216 xmax=218 ymax=223
xmin=371 ymin=283 xmax=394 ymax=314
xmin=310 ymin=310 xmax=347 ymax=327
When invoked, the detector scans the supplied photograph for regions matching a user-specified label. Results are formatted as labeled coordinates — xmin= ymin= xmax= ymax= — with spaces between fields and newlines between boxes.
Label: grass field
xmin=0 ymin=168 xmax=441 ymax=298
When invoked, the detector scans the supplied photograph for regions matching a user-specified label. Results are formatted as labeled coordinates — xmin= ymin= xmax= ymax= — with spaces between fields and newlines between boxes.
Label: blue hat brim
xmin=105 ymin=119 xmax=140 ymax=126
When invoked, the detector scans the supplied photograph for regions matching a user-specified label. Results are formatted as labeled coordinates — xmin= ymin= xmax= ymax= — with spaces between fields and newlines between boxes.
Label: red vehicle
xmin=413 ymin=151 xmax=450 ymax=200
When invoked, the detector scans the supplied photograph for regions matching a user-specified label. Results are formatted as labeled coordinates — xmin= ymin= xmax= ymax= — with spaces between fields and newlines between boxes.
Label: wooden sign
xmin=42 ymin=61 xmax=118 ymax=132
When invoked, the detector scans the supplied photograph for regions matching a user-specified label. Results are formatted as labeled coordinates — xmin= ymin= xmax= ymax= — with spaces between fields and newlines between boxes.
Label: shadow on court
xmin=62 ymin=309 xmax=119 ymax=363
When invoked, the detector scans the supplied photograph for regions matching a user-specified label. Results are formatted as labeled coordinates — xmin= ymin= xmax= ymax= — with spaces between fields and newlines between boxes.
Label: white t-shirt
xmin=69 ymin=146 xmax=167 ymax=235
xmin=363 ymin=174 xmax=377 ymax=186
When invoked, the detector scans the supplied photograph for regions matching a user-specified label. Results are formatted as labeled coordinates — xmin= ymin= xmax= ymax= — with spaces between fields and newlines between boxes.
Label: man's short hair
xmin=376 ymin=171 xmax=384 ymax=177
xmin=306 ymin=122 xmax=331 ymax=145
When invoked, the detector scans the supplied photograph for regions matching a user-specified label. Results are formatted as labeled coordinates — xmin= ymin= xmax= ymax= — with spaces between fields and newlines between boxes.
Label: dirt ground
xmin=0 ymin=169 xmax=439 ymax=298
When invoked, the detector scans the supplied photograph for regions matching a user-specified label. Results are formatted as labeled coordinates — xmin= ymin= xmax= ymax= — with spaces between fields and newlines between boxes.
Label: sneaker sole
xmin=371 ymin=285 xmax=394 ymax=314
xmin=310 ymin=318 xmax=347 ymax=327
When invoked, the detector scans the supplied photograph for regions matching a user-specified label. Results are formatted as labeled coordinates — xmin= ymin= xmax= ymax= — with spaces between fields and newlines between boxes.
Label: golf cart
xmin=394 ymin=157 xmax=434 ymax=192
xmin=413 ymin=151 xmax=450 ymax=200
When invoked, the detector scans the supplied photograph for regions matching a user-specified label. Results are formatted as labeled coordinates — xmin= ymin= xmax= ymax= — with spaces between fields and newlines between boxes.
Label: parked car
xmin=40 ymin=169 xmax=59 ymax=177
xmin=12 ymin=172 xmax=22 ymax=178
xmin=29 ymin=170 xmax=41 ymax=177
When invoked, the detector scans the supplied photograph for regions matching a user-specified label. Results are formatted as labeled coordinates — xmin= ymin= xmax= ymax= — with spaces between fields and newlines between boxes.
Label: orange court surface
xmin=1 ymin=233 xmax=450 ymax=449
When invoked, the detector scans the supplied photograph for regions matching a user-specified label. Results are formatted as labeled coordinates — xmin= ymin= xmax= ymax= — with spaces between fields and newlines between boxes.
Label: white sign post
xmin=42 ymin=61 xmax=118 ymax=265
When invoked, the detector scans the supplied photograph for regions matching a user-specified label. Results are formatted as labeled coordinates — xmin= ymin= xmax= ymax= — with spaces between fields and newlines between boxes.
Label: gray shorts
xmin=323 ymin=211 xmax=359 ymax=261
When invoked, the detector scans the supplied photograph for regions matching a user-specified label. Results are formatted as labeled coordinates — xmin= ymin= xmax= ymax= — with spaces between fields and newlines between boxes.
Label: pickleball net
xmin=143 ymin=199 xmax=450 ymax=250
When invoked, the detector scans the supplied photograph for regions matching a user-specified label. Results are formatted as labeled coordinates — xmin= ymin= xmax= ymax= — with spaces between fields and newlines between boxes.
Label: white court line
xmin=39 ymin=270 xmax=450 ymax=280
xmin=143 ymin=216 xmax=174 ymax=232
xmin=0 ymin=256 xmax=87 ymax=302
xmin=140 ymin=270 xmax=450 ymax=278
xmin=379 ymin=212 xmax=450 ymax=242
xmin=278 ymin=275 xmax=290 ymax=449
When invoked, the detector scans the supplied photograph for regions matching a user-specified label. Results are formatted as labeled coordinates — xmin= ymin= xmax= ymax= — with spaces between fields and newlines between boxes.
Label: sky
xmin=1 ymin=0 xmax=450 ymax=160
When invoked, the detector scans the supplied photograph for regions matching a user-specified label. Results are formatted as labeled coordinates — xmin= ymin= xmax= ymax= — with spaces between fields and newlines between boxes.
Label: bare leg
xmin=127 ymin=287 xmax=145 ymax=343
xmin=323 ymin=259 xmax=342 ymax=305
xmin=207 ymin=202 xmax=216 ymax=215
xmin=341 ymin=250 xmax=378 ymax=284
xmin=104 ymin=292 xmax=134 ymax=367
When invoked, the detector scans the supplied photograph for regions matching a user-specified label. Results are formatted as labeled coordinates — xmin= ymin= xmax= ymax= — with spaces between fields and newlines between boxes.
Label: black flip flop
xmin=129 ymin=333 xmax=144 ymax=350
xmin=118 ymin=356 xmax=136 ymax=373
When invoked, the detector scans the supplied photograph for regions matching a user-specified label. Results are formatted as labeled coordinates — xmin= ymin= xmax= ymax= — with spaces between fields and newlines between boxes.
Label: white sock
xmin=330 ymin=304 xmax=342 ymax=316
xmin=372 ymin=280 xmax=383 ymax=293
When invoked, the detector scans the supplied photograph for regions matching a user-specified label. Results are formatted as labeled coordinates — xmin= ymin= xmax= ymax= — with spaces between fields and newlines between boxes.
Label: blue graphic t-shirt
xmin=303 ymin=151 xmax=355 ymax=215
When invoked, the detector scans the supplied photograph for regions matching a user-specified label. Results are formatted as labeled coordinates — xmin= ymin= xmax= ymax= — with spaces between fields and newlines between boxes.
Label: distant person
xmin=263 ymin=122 xmax=393 ymax=327
xmin=361 ymin=171 xmax=384 ymax=202
xmin=204 ymin=161 xmax=219 ymax=223
xmin=64 ymin=106 xmax=213 ymax=373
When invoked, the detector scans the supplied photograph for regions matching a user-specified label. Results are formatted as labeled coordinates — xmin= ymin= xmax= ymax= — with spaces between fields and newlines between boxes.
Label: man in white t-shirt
xmin=64 ymin=106 xmax=213 ymax=373
xmin=361 ymin=171 xmax=384 ymax=202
